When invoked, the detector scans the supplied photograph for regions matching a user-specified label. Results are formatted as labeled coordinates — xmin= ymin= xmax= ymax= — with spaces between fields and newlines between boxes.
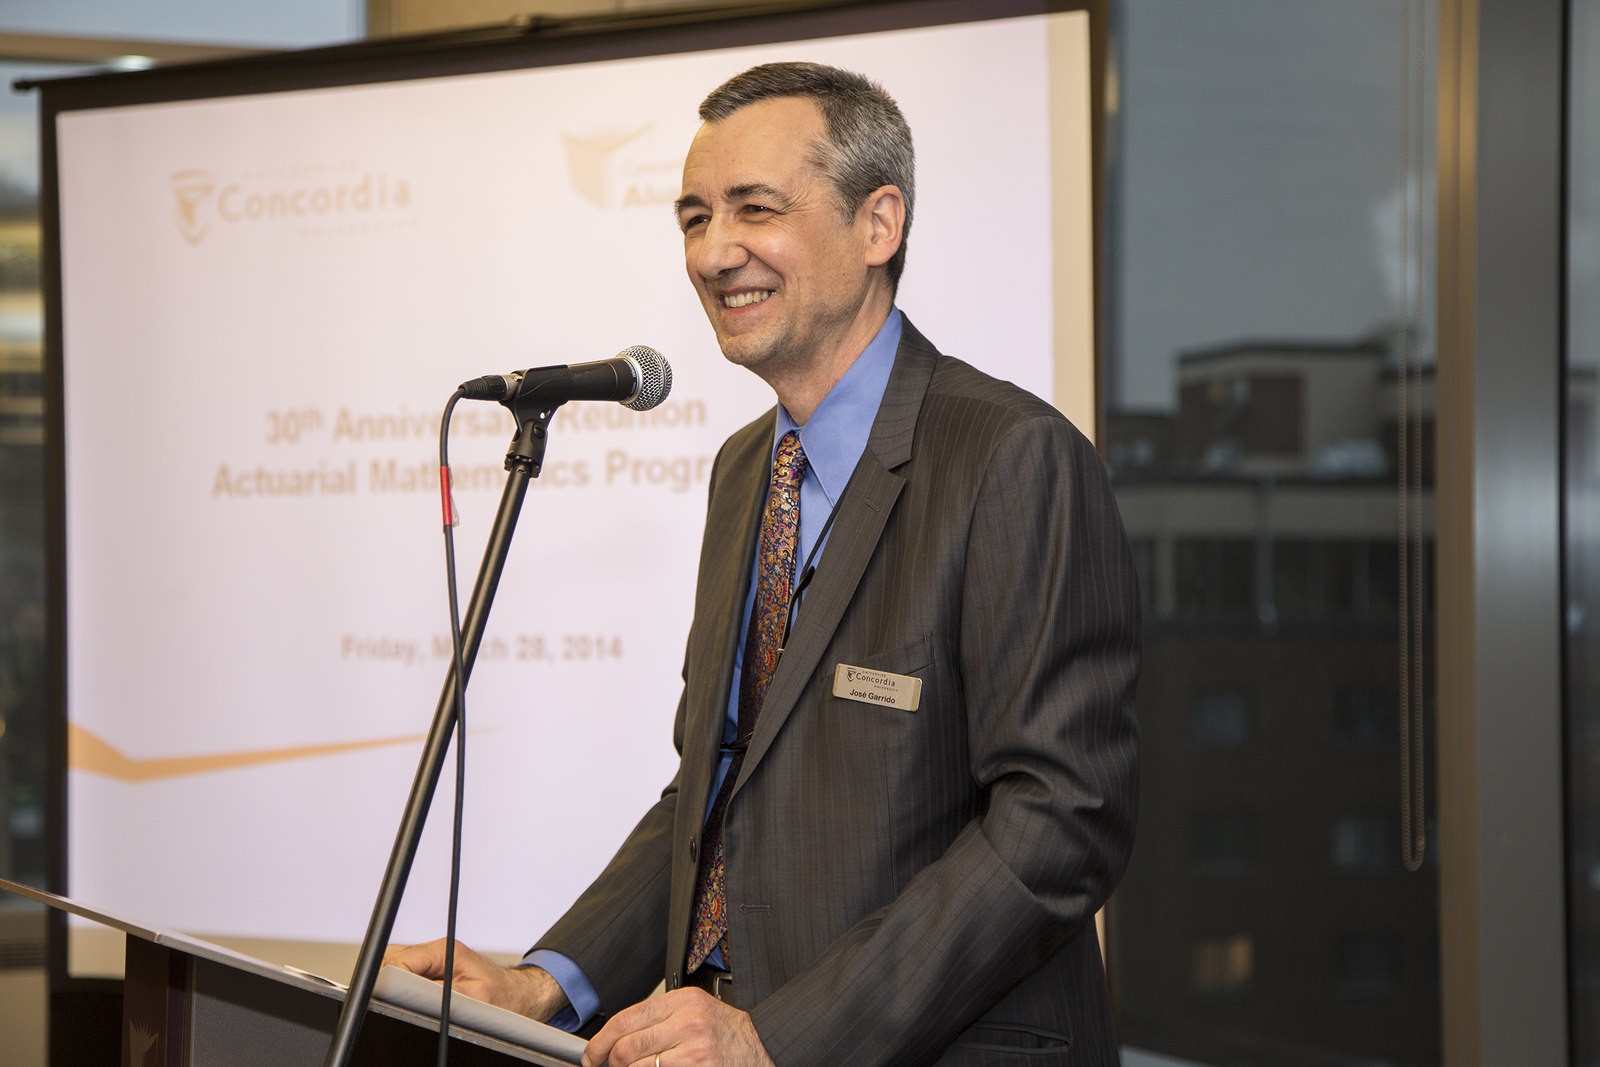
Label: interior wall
xmin=0 ymin=0 xmax=362 ymax=48
xmin=372 ymin=0 xmax=794 ymax=37
xmin=0 ymin=970 xmax=47 ymax=1065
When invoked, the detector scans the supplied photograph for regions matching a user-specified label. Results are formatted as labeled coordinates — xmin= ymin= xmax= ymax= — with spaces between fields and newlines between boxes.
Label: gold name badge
xmin=832 ymin=663 xmax=922 ymax=712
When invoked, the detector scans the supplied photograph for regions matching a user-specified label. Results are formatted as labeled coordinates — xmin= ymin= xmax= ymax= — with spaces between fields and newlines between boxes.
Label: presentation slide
xmin=54 ymin=10 xmax=1090 ymax=973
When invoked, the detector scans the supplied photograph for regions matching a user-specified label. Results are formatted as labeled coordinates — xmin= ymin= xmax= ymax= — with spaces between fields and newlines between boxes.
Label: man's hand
xmin=382 ymin=939 xmax=567 ymax=1022
xmin=580 ymin=988 xmax=772 ymax=1067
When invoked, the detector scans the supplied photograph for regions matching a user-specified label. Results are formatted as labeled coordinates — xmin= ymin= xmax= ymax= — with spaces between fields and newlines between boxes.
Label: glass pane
xmin=0 ymin=61 xmax=79 ymax=906
xmin=1566 ymin=1 xmax=1600 ymax=1060
xmin=1105 ymin=3 xmax=1440 ymax=1064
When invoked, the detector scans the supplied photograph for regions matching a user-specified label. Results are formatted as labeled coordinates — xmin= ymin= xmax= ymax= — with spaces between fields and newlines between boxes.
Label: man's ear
xmin=860 ymin=185 xmax=906 ymax=268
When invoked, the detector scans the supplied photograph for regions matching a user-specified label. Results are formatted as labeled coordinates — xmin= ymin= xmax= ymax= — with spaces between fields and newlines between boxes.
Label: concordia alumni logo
xmin=168 ymin=162 xmax=414 ymax=245
xmin=562 ymin=124 xmax=680 ymax=210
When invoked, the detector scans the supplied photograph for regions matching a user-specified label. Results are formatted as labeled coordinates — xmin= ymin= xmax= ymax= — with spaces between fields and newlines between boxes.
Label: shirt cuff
xmin=521 ymin=949 xmax=600 ymax=1032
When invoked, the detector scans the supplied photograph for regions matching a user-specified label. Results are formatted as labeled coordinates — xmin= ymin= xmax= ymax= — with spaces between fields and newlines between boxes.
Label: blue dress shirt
xmin=525 ymin=308 xmax=902 ymax=1029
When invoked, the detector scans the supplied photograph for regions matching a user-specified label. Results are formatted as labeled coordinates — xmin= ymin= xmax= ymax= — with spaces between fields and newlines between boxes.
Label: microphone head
xmin=620 ymin=346 xmax=672 ymax=411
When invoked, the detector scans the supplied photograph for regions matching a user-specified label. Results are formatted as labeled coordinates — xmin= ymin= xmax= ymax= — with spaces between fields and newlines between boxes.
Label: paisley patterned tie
xmin=687 ymin=430 xmax=807 ymax=972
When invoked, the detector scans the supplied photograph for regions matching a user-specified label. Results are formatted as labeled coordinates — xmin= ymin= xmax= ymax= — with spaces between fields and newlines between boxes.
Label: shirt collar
xmin=775 ymin=307 xmax=902 ymax=506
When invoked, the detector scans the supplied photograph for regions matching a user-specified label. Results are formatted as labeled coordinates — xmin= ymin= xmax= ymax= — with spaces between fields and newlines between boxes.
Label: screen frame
xmin=32 ymin=0 xmax=1106 ymax=1015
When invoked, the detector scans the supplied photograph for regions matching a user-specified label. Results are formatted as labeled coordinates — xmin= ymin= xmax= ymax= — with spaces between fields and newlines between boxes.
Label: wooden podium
xmin=0 ymin=877 xmax=579 ymax=1066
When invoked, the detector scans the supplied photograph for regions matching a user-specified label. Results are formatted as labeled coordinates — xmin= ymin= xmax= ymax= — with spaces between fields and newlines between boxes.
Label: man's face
xmin=676 ymin=97 xmax=882 ymax=380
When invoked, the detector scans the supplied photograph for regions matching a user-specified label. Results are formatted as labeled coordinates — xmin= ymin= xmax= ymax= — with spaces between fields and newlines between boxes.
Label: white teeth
xmin=724 ymin=290 xmax=773 ymax=308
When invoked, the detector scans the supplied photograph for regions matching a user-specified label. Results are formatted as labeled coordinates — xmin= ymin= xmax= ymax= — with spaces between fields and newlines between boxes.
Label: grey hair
xmin=699 ymin=61 xmax=915 ymax=292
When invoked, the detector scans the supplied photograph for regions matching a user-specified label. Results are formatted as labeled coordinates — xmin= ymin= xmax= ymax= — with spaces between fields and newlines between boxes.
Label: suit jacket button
xmin=688 ymin=837 xmax=698 ymax=861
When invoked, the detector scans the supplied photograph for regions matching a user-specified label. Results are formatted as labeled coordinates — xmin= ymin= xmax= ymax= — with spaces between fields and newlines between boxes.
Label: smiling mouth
xmin=723 ymin=290 xmax=774 ymax=309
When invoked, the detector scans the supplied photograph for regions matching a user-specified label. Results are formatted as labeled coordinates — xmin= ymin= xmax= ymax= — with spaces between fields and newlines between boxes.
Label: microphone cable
xmin=433 ymin=389 xmax=470 ymax=1067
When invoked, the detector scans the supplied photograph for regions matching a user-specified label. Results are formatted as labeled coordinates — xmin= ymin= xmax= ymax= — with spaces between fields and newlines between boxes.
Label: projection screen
xmin=41 ymin=0 xmax=1096 ymax=978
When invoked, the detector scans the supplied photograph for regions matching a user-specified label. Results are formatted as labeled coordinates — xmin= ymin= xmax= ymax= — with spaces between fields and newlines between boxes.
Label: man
xmin=390 ymin=62 xmax=1140 ymax=1066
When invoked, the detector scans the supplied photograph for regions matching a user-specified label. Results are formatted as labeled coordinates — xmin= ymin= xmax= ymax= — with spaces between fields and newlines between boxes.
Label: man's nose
xmin=691 ymin=216 xmax=749 ymax=277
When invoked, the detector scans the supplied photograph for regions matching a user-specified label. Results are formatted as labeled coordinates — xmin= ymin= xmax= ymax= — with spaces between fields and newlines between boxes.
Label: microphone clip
xmin=502 ymin=395 xmax=559 ymax=476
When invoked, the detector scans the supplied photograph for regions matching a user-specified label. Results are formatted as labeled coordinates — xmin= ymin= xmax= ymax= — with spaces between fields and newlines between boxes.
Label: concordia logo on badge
xmin=170 ymin=168 xmax=215 ymax=245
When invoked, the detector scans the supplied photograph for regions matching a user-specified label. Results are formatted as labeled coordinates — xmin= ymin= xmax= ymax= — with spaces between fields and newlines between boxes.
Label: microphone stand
xmin=323 ymin=396 xmax=560 ymax=1067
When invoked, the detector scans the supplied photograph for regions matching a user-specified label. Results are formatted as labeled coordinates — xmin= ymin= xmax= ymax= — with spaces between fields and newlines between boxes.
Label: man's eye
xmin=680 ymin=214 xmax=709 ymax=233
xmin=743 ymin=204 xmax=772 ymax=216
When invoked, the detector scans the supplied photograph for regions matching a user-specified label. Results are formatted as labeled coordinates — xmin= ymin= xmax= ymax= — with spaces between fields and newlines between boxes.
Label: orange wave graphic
xmin=68 ymin=722 xmax=424 ymax=782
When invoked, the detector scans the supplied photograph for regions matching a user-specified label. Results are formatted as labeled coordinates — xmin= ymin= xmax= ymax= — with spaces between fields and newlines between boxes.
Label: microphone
xmin=459 ymin=346 xmax=672 ymax=411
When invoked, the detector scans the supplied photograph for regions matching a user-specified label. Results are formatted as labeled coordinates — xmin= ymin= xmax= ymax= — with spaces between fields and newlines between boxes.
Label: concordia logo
xmin=170 ymin=168 xmax=214 ymax=245
xmin=561 ymin=124 xmax=680 ymax=210
xmin=169 ymin=163 xmax=413 ymax=245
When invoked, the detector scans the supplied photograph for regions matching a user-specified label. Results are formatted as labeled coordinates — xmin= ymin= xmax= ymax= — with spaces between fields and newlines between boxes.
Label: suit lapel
xmin=681 ymin=419 xmax=769 ymax=817
xmin=733 ymin=322 xmax=939 ymax=791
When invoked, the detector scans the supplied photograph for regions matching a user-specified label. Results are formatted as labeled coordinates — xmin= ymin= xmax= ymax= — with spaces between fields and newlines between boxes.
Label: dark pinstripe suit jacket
xmin=536 ymin=320 xmax=1141 ymax=1066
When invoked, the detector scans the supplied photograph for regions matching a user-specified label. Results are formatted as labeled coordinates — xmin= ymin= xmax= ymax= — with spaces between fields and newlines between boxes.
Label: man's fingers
xmin=602 ymin=1018 xmax=679 ymax=1067
xmin=381 ymin=938 xmax=491 ymax=984
xmin=582 ymin=993 xmax=677 ymax=1066
xmin=382 ymin=938 xmax=450 ymax=977
xmin=582 ymin=990 xmax=725 ymax=1067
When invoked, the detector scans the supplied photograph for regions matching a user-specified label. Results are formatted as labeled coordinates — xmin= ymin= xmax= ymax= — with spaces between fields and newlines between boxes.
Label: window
xmin=1188 ymin=691 xmax=1254 ymax=748
xmin=1190 ymin=935 xmax=1253 ymax=995
xmin=1108 ymin=2 xmax=1438 ymax=1062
